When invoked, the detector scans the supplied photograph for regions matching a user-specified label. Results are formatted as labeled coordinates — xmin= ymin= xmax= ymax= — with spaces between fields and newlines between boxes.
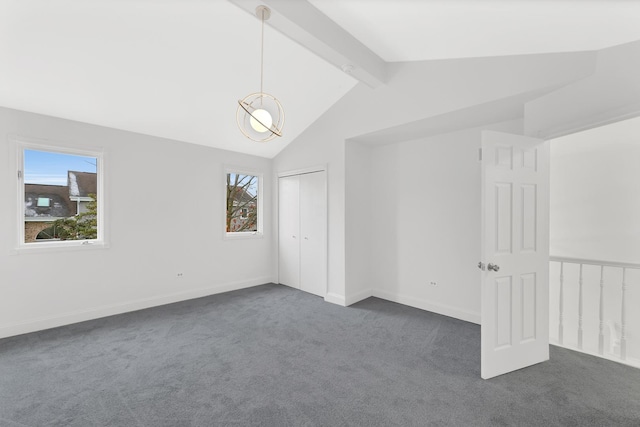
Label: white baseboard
xmin=0 ymin=277 xmax=271 ymax=339
xmin=345 ymin=288 xmax=373 ymax=306
xmin=550 ymin=341 xmax=640 ymax=370
xmin=324 ymin=292 xmax=346 ymax=307
xmin=372 ymin=289 xmax=481 ymax=325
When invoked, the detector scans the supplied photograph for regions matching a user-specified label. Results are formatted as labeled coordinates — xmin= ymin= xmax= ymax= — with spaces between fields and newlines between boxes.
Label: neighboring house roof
xmin=24 ymin=172 xmax=96 ymax=220
xmin=230 ymin=187 xmax=256 ymax=205
xmin=24 ymin=184 xmax=73 ymax=219
xmin=68 ymin=171 xmax=97 ymax=198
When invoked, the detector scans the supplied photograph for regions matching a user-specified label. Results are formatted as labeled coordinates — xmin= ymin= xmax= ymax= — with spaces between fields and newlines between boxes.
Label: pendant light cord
xmin=260 ymin=8 xmax=265 ymax=99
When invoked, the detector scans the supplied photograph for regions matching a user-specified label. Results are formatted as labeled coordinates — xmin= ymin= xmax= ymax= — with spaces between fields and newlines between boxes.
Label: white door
xmin=278 ymin=175 xmax=300 ymax=289
xmin=299 ymin=171 xmax=327 ymax=297
xmin=480 ymin=130 xmax=550 ymax=379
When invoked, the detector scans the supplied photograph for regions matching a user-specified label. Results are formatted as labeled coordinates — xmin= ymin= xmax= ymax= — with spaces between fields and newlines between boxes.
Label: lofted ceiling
xmin=2 ymin=1 xmax=640 ymax=158
xmin=308 ymin=0 xmax=640 ymax=62
xmin=0 ymin=0 xmax=357 ymax=158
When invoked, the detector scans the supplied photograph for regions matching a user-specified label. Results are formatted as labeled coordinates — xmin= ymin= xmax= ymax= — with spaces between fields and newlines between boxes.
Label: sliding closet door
xmin=278 ymin=175 xmax=300 ymax=289
xmin=299 ymin=171 xmax=327 ymax=297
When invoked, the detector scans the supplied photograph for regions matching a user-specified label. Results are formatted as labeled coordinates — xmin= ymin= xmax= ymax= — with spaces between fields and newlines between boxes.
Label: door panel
xmin=278 ymin=175 xmax=300 ymax=289
xmin=521 ymin=273 xmax=537 ymax=342
xmin=481 ymin=130 xmax=549 ymax=379
xmin=494 ymin=276 xmax=513 ymax=349
xmin=495 ymin=183 xmax=513 ymax=254
xmin=521 ymin=185 xmax=537 ymax=251
xmin=300 ymin=171 xmax=327 ymax=297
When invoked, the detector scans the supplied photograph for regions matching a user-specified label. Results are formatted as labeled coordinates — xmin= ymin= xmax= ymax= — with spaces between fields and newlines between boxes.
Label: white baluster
xmin=621 ymin=268 xmax=627 ymax=360
xmin=549 ymin=257 xmax=639 ymax=366
xmin=558 ymin=262 xmax=564 ymax=345
xmin=578 ymin=264 xmax=583 ymax=350
xmin=598 ymin=265 xmax=604 ymax=355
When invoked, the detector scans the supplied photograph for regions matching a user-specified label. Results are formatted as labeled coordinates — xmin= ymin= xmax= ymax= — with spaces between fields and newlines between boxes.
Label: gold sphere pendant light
xmin=236 ymin=5 xmax=285 ymax=142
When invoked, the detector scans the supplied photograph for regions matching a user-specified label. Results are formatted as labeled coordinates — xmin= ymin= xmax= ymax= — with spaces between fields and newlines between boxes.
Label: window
xmin=225 ymin=171 xmax=261 ymax=236
xmin=18 ymin=142 xmax=104 ymax=249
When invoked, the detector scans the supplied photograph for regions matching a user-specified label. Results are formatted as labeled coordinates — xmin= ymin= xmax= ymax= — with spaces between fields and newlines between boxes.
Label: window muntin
xmin=226 ymin=172 xmax=261 ymax=235
xmin=20 ymin=145 xmax=103 ymax=247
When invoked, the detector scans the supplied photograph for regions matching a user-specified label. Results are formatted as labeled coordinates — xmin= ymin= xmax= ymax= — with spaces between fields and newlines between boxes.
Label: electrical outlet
xmin=429 ymin=281 xmax=437 ymax=286
xmin=177 ymin=273 xmax=184 ymax=278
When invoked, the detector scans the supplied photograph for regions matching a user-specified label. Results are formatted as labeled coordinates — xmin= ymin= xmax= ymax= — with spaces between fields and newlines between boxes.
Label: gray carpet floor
xmin=1 ymin=283 xmax=639 ymax=427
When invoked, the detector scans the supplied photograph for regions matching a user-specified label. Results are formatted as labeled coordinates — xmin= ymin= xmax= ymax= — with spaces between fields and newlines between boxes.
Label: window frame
xmin=224 ymin=166 xmax=263 ymax=239
xmin=14 ymin=137 xmax=107 ymax=253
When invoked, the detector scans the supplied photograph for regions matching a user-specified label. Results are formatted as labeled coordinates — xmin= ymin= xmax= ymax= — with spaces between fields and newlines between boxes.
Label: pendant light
xmin=236 ymin=5 xmax=285 ymax=142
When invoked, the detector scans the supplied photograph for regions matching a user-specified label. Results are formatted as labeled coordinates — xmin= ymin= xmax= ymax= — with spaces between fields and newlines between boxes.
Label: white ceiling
xmin=0 ymin=0 xmax=357 ymax=158
xmin=309 ymin=0 xmax=640 ymax=61
xmin=2 ymin=1 xmax=640 ymax=158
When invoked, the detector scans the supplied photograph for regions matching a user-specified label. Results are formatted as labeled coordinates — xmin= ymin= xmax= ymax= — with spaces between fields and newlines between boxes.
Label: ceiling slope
xmin=4 ymin=1 xmax=640 ymax=159
xmin=0 ymin=0 xmax=357 ymax=158
xmin=309 ymin=0 xmax=640 ymax=62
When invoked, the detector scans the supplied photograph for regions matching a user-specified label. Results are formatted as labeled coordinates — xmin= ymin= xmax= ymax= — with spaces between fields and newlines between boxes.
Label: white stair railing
xmin=550 ymin=256 xmax=639 ymax=367
xmin=598 ymin=265 xmax=605 ymax=354
xmin=578 ymin=263 xmax=584 ymax=349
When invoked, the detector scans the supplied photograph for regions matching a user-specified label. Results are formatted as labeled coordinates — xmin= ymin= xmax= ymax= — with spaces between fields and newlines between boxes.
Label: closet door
xmin=299 ymin=171 xmax=327 ymax=297
xmin=278 ymin=175 xmax=300 ymax=289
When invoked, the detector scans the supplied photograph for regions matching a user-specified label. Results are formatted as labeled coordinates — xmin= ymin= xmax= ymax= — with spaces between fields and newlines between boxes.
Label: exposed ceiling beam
xmin=229 ymin=0 xmax=387 ymax=88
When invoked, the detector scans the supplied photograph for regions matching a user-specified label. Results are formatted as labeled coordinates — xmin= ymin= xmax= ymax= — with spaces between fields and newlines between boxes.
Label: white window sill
xmin=11 ymin=240 xmax=109 ymax=255
xmin=224 ymin=232 xmax=263 ymax=240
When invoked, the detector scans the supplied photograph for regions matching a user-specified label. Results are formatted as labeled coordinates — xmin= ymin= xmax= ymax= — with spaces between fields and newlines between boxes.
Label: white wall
xmin=274 ymin=51 xmax=594 ymax=308
xmin=0 ymin=107 xmax=273 ymax=338
xmin=550 ymin=116 xmax=640 ymax=263
xmin=4 ymin=43 xmax=638 ymax=338
xmin=548 ymin=116 xmax=640 ymax=366
xmin=364 ymin=120 xmax=523 ymax=324
xmin=345 ymin=141 xmax=373 ymax=305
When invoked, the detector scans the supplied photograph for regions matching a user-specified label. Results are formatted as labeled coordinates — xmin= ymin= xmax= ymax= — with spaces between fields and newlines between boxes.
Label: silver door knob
xmin=487 ymin=263 xmax=500 ymax=272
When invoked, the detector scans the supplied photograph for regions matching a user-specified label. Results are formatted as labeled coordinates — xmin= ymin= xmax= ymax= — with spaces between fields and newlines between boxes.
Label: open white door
xmin=480 ymin=130 xmax=550 ymax=379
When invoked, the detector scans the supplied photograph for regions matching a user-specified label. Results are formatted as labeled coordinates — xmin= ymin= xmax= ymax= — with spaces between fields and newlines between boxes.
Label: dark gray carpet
xmin=1 ymin=284 xmax=639 ymax=427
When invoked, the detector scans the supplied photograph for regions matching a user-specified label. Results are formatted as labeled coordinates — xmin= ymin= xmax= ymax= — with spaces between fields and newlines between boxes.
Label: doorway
xmin=547 ymin=116 xmax=640 ymax=368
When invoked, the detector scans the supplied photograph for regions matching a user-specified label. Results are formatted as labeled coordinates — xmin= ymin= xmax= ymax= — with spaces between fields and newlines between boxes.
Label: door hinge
xmin=17 ymin=170 xmax=22 ymax=179
xmin=478 ymin=148 xmax=483 ymax=161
